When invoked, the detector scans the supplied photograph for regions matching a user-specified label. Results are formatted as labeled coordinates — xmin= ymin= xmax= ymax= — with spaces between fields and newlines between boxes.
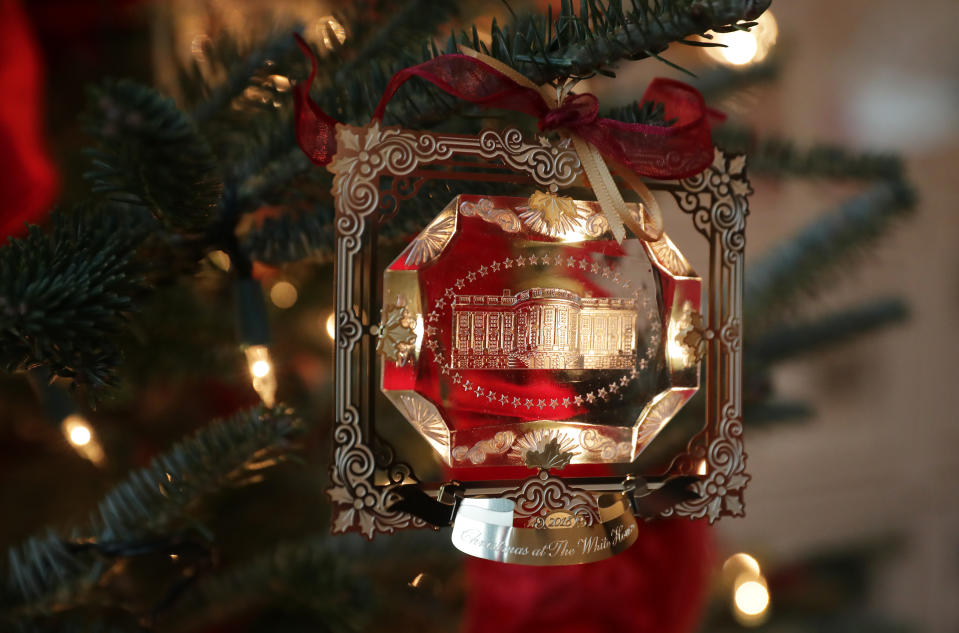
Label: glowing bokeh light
xmin=251 ymin=360 xmax=271 ymax=378
xmin=208 ymin=250 xmax=231 ymax=271
xmin=244 ymin=345 xmax=277 ymax=407
xmin=269 ymin=281 xmax=298 ymax=309
xmin=61 ymin=414 xmax=105 ymax=465
xmin=68 ymin=423 xmax=92 ymax=446
xmin=325 ymin=312 xmax=336 ymax=340
xmin=724 ymin=552 xmax=761 ymax=576
xmin=721 ymin=30 xmax=759 ymax=65
xmin=734 ymin=579 xmax=770 ymax=616
xmin=705 ymin=11 xmax=778 ymax=67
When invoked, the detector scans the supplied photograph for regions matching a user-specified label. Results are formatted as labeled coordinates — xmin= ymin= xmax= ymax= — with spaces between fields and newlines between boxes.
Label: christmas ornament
xmin=294 ymin=36 xmax=752 ymax=565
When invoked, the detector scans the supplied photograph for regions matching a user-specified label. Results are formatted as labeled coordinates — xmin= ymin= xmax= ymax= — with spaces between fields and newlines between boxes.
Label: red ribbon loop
xmin=292 ymin=34 xmax=339 ymax=166
xmin=292 ymin=34 xmax=723 ymax=181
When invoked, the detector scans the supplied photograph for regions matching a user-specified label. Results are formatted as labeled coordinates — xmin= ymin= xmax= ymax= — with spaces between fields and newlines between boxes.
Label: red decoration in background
xmin=0 ymin=0 xmax=58 ymax=240
xmin=463 ymin=518 xmax=714 ymax=633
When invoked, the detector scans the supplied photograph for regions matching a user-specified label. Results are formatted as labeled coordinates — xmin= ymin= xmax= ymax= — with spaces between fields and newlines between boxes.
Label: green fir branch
xmin=334 ymin=0 xmax=460 ymax=80
xmin=713 ymin=125 xmax=905 ymax=181
xmin=240 ymin=178 xmax=514 ymax=264
xmin=83 ymin=80 xmax=223 ymax=234
xmin=743 ymin=399 xmax=814 ymax=425
xmin=172 ymin=536 xmax=364 ymax=632
xmin=6 ymin=612 xmax=152 ymax=633
xmin=241 ymin=207 xmax=336 ymax=266
xmin=0 ymin=208 xmax=149 ymax=389
xmin=603 ymin=99 xmax=675 ymax=126
xmin=487 ymin=0 xmax=771 ymax=84
xmin=186 ymin=31 xmax=301 ymax=125
xmin=295 ymin=0 xmax=770 ymax=131
xmin=745 ymin=181 xmax=917 ymax=322
xmin=749 ymin=297 xmax=909 ymax=364
xmin=692 ymin=54 xmax=780 ymax=102
xmin=205 ymin=98 xmax=297 ymax=198
xmin=235 ymin=147 xmax=314 ymax=212
xmin=3 ymin=406 xmax=303 ymax=611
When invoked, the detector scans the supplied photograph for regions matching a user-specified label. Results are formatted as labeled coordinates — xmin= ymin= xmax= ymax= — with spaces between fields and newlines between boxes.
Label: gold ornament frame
xmin=327 ymin=122 xmax=750 ymax=537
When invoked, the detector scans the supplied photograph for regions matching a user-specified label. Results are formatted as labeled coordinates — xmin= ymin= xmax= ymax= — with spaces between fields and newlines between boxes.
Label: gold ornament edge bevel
xmin=327 ymin=120 xmax=749 ymax=538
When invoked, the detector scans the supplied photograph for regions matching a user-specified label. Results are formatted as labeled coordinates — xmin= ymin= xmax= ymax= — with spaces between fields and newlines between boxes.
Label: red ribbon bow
xmin=293 ymin=34 xmax=722 ymax=181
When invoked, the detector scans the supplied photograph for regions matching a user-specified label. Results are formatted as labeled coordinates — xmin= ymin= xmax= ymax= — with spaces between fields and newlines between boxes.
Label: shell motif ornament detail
xmin=510 ymin=429 xmax=579 ymax=470
xmin=518 ymin=191 xmax=586 ymax=237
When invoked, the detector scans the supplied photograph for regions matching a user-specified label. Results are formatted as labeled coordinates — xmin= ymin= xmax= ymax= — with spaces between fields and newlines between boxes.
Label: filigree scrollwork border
xmin=661 ymin=148 xmax=751 ymax=523
xmin=328 ymin=121 xmax=750 ymax=537
xmin=501 ymin=470 xmax=601 ymax=526
xmin=327 ymin=123 xmax=583 ymax=538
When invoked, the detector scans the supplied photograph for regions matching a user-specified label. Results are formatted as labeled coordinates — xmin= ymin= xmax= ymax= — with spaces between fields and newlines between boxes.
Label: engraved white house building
xmin=450 ymin=287 xmax=637 ymax=370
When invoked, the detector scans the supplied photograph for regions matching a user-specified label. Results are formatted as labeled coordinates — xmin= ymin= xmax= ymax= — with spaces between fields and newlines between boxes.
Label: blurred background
xmin=0 ymin=0 xmax=956 ymax=632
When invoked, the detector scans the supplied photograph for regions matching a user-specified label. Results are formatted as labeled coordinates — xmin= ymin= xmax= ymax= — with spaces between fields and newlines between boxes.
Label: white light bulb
xmin=68 ymin=424 xmax=92 ymax=446
xmin=251 ymin=359 xmax=271 ymax=378
xmin=61 ymin=414 xmax=105 ymax=465
xmin=244 ymin=345 xmax=277 ymax=407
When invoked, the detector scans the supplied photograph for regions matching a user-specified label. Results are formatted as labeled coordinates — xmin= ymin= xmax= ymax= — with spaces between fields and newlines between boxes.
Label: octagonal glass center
xmin=381 ymin=194 xmax=701 ymax=478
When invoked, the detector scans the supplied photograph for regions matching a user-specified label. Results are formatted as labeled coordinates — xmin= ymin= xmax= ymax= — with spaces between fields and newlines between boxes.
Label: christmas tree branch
xmin=750 ymin=297 xmax=908 ymax=364
xmin=169 ymin=536 xmax=363 ymax=631
xmin=241 ymin=207 xmax=336 ymax=265
xmin=490 ymin=0 xmax=771 ymax=84
xmin=0 ymin=207 xmax=150 ymax=389
xmin=293 ymin=0 xmax=769 ymax=132
xmin=167 ymin=530 xmax=458 ymax=631
xmin=5 ymin=614 xmax=152 ymax=633
xmin=745 ymin=180 xmax=916 ymax=322
xmin=714 ymin=125 xmax=905 ymax=181
xmin=692 ymin=55 xmax=780 ymax=102
xmin=334 ymin=0 xmax=459 ymax=81
xmin=83 ymin=81 xmax=223 ymax=234
xmin=743 ymin=399 xmax=814 ymax=425
xmin=2 ymin=406 xmax=302 ymax=613
xmin=240 ymin=178 xmax=513 ymax=264
xmin=187 ymin=31 xmax=300 ymax=125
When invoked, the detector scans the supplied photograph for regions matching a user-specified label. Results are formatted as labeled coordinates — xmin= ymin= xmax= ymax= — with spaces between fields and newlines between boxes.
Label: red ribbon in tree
xmin=293 ymin=33 xmax=722 ymax=184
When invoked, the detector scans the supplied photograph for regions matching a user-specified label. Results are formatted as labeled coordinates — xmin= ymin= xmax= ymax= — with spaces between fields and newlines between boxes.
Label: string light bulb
xmin=235 ymin=277 xmax=276 ymax=407
xmin=705 ymin=11 xmax=778 ymax=67
xmin=61 ymin=414 xmax=105 ymax=465
xmin=312 ymin=16 xmax=346 ymax=49
xmin=244 ymin=345 xmax=277 ymax=407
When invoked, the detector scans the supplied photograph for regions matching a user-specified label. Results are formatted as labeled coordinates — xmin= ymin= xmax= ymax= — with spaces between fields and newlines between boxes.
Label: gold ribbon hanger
xmin=459 ymin=46 xmax=665 ymax=244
